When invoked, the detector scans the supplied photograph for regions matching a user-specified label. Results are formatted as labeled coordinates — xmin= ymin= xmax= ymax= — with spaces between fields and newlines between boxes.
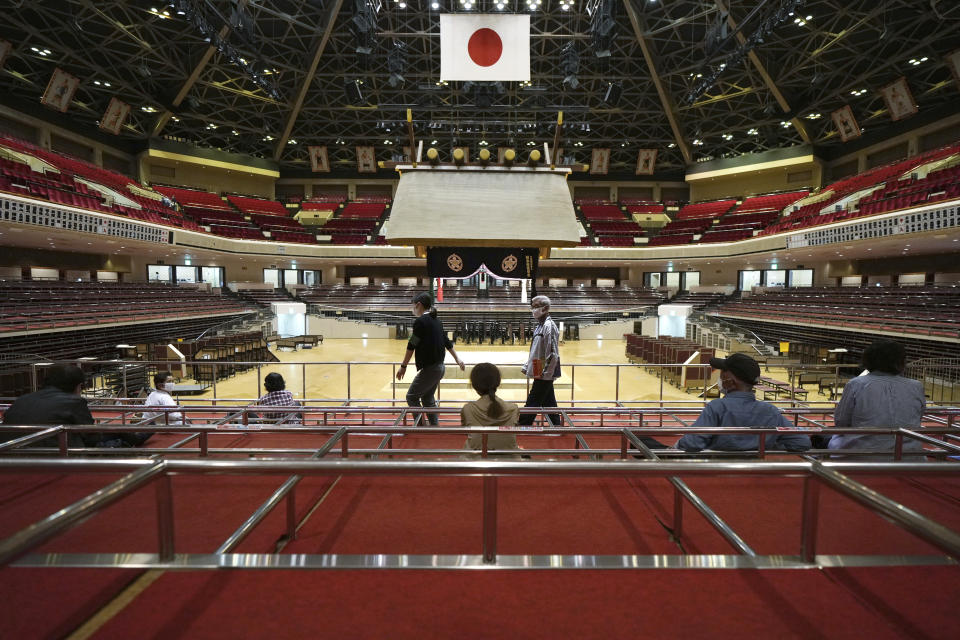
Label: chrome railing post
xmin=800 ymin=475 xmax=821 ymax=563
xmin=199 ymin=432 xmax=208 ymax=457
xmin=58 ymin=430 xmax=68 ymax=457
xmin=212 ymin=363 xmax=218 ymax=399
xmin=482 ymin=475 xmax=498 ymax=564
xmin=672 ymin=485 xmax=683 ymax=542
xmin=257 ymin=364 xmax=262 ymax=398
xmin=302 ymin=363 xmax=307 ymax=401
xmin=347 ymin=363 xmax=351 ymax=400
xmin=894 ymin=431 xmax=904 ymax=461
xmin=286 ymin=486 xmax=297 ymax=541
xmin=155 ymin=473 xmax=175 ymax=562
xmin=570 ymin=364 xmax=575 ymax=401
xmin=615 ymin=365 xmax=620 ymax=402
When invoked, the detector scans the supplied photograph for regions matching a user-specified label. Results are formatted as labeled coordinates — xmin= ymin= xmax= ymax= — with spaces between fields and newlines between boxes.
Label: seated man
xmin=253 ymin=373 xmax=302 ymax=422
xmin=827 ymin=340 xmax=926 ymax=459
xmin=143 ymin=371 xmax=185 ymax=426
xmin=2 ymin=364 xmax=103 ymax=448
xmin=677 ymin=353 xmax=811 ymax=453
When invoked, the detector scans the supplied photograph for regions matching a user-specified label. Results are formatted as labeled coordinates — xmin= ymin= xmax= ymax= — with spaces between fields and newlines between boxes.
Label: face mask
xmin=162 ymin=382 xmax=176 ymax=392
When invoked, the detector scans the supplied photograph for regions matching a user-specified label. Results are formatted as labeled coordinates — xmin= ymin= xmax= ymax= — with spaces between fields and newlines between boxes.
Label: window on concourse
xmin=764 ymin=269 xmax=786 ymax=287
xmin=175 ymin=266 xmax=197 ymax=284
xmin=681 ymin=271 xmax=700 ymax=290
xmin=148 ymin=265 xmax=172 ymax=282
xmin=739 ymin=270 xmax=761 ymax=290
xmin=201 ymin=266 xmax=224 ymax=288
xmin=788 ymin=269 xmax=813 ymax=287
xmin=263 ymin=269 xmax=281 ymax=287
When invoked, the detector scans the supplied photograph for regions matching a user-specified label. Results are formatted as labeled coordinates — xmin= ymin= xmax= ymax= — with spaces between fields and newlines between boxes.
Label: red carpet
xmin=85 ymin=567 xmax=960 ymax=639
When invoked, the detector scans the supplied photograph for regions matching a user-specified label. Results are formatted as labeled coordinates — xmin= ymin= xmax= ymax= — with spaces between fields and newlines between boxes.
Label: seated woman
xmin=462 ymin=363 xmax=521 ymax=456
xmin=253 ymin=373 xmax=302 ymax=422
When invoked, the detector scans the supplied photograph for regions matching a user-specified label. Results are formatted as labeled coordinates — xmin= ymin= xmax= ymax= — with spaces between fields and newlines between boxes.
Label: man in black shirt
xmin=397 ymin=292 xmax=465 ymax=425
xmin=2 ymin=364 xmax=103 ymax=448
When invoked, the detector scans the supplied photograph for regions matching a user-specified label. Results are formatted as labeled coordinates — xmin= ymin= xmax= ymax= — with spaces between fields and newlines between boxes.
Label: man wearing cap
xmin=677 ymin=353 xmax=811 ymax=453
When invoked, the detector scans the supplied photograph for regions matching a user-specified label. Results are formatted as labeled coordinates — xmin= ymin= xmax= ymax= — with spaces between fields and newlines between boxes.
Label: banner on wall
xmin=308 ymin=145 xmax=330 ymax=172
xmin=946 ymin=49 xmax=960 ymax=91
xmin=831 ymin=105 xmax=861 ymax=142
xmin=41 ymin=67 xmax=80 ymax=113
xmin=0 ymin=40 xmax=12 ymax=69
xmin=635 ymin=148 xmax=657 ymax=175
xmin=99 ymin=97 xmax=131 ymax=135
xmin=426 ymin=247 xmax=539 ymax=288
xmin=590 ymin=148 xmax=610 ymax=175
xmin=356 ymin=145 xmax=377 ymax=173
xmin=878 ymin=76 xmax=917 ymax=121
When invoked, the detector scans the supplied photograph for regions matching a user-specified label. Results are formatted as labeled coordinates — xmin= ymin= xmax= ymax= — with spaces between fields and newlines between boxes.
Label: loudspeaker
xmin=344 ymin=79 xmax=364 ymax=105
xmin=603 ymin=82 xmax=622 ymax=106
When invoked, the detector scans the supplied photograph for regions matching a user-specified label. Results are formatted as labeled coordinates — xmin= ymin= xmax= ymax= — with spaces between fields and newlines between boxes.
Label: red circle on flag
xmin=467 ymin=28 xmax=503 ymax=67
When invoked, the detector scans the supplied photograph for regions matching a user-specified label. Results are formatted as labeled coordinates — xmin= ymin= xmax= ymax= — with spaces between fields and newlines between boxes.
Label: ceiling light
xmin=141 ymin=106 xmax=158 ymax=112
xmin=806 ymin=112 xmax=821 ymax=120
xmin=432 ymin=1 xmax=439 ymax=7
xmin=747 ymin=128 xmax=759 ymax=135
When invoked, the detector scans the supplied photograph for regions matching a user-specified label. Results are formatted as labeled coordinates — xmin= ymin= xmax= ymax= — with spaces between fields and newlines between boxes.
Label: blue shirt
xmin=829 ymin=372 xmax=925 ymax=456
xmin=677 ymin=391 xmax=811 ymax=452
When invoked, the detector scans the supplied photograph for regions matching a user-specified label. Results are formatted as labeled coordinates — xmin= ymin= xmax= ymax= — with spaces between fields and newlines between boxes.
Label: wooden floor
xmin=180 ymin=338 xmax=837 ymax=407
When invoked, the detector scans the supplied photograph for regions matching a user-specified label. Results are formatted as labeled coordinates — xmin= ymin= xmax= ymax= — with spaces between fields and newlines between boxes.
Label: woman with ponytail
xmin=462 ymin=362 xmax=521 ymax=454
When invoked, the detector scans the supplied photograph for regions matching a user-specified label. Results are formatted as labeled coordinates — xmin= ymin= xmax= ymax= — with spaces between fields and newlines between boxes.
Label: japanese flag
xmin=440 ymin=14 xmax=530 ymax=82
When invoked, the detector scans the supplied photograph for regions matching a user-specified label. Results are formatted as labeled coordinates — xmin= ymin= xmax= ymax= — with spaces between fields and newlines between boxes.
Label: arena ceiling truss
xmin=1 ymin=0 xmax=958 ymax=178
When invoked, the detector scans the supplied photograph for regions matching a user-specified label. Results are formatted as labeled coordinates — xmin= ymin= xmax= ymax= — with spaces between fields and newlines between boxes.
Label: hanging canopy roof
xmin=384 ymin=166 xmax=580 ymax=248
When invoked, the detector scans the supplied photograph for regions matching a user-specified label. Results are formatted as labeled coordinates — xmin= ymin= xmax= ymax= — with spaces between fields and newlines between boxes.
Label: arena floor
xmin=181 ymin=337 xmax=837 ymax=407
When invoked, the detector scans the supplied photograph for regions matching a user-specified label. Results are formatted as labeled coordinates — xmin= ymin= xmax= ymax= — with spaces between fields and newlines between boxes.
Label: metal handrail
xmin=1 ymin=458 xmax=959 ymax=570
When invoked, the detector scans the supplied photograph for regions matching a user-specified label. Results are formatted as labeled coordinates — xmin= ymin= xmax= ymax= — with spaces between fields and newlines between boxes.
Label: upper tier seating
xmin=0 ymin=281 xmax=255 ymax=333
xmin=321 ymin=218 xmax=379 ymax=233
xmin=579 ymin=205 xmax=625 ymax=221
xmin=624 ymin=202 xmax=665 ymax=215
xmin=760 ymin=144 xmax=960 ymax=235
xmin=730 ymin=191 xmax=808 ymax=214
xmin=713 ymin=286 xmax=960 ymax=339
xmin=675 ymin=199 xmax=736 ymax=219
xmin=857 ymin=165 xmax=960 ymax=217
xmin=227 ymin=195 xmax=288 ymax=216
xmin=340 ymin=202 xmax=387 ymax=218
xmin=301 ymin=200 xmax=343 ymax=211
xmin=154 ymin=186 xmax=230 ymax=210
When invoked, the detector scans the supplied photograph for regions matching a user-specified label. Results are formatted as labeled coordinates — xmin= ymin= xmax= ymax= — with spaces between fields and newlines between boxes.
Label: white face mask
xmin=162 ymin=382 xmax=176 ymax=392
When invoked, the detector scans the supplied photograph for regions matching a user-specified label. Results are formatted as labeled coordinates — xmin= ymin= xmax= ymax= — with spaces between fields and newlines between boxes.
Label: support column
xmin=521 ymin=279 xmax=528 ymax=304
